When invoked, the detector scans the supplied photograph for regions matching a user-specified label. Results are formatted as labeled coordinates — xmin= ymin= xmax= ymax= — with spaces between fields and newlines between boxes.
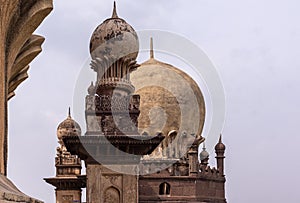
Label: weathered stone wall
xmin=0 ymin=174 xmax=43 ymax=203
xmin=139 ymin=176 xmax=226 ymax=202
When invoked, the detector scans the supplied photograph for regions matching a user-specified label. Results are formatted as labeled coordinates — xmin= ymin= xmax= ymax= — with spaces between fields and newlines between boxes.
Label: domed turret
xmin=215 ymin=135 xmax=225 ymax=175
xmin=89 ymin=2 xmax=140 ymax=96
xmin=89 ymin=1 xmax=139 ymax=61
xmin=57 ymin=108 xmax=81 ymax=140
xmin=200 ymin=143 xmax=209 ymax=161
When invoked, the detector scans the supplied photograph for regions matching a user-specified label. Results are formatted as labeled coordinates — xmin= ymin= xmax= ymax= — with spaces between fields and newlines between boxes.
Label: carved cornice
xmin=44 ymin=176 xmax=86 ymax=190
xmin=63 ymin=134 xmax=165 ymax=165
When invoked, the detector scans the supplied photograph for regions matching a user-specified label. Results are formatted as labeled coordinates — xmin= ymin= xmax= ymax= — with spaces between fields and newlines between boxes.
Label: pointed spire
xmin=68 ymin=107 xmax=71 ymax=118
xmin=150 ymin=37 xmax=154 ymax=59
xmin=202 ymin=142 xmax=206 ymax=150
xmin=112 ymin=1 xmax=118 ymax=18
xmin=215 ymin=134 xmax=225 ymax=151
xmin=218 ymin=134 xmax=222 ymax=143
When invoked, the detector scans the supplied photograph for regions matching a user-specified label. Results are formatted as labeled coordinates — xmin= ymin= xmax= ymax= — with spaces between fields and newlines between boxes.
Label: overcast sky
xmin=7 ymin=0 xmax=300 ymax=202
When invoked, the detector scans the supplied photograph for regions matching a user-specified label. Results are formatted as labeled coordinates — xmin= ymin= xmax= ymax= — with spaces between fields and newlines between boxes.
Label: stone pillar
xmin=188 ymin=145 xmax=199 ymax=176
xmin=86 ymin=165 xmax=138 ymax=203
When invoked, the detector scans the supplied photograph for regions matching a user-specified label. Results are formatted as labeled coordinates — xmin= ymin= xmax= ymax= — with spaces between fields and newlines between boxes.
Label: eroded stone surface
xmin=131 ymin=58 xmax=205 ymax=138
xmin=0 ymin=174 xmax=43 ymax=203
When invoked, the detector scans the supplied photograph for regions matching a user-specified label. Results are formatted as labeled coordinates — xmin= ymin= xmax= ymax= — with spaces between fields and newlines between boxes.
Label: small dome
xmin=89 ymin=2 xmax=139 ymax=60
xmin=200 ymin=143 xmax=209 ymax=161
xmin=200 ymin=150 xmax=209 ymax=161
xmin=215 ymin=136 xmax=226 ymax=151
xmin=57 ymin=109 xmax=81 ymax=140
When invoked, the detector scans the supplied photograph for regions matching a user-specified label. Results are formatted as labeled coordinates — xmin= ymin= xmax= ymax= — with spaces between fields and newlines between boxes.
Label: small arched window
xmin=104 ymin=186 xmax=120 ymax=203
xmin=159 ymin=182 xmax=170 ymax=195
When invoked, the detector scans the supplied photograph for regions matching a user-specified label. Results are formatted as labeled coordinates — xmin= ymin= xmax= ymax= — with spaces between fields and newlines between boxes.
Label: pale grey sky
xmin=7 ymin=0 xmax=300 ymax=202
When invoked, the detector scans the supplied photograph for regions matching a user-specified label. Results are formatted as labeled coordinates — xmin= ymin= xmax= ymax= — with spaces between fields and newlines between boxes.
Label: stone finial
xmin=112 ymin=1 xmax=118 ymax=18
xmin=88 ymin=81 xmax=96 ymax=95
xmin=215 ymin=134 xmax=226 ymax=151
xmin=68 ymin=107 xmax=71 ymax=118
xmin=150 ymin=37 xmax=154 ymax=59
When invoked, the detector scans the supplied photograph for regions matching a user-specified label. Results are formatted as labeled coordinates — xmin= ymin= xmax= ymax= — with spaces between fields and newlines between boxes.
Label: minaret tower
xmin=85 ymin=1 xmax=140 ymax=136
xmin=44 ymin=109 xmax=85 ymax=203
xmin=63 ymin=2 xmax=164 ymax=203
xmin=215 ymin=135 xmax=226 ymax=175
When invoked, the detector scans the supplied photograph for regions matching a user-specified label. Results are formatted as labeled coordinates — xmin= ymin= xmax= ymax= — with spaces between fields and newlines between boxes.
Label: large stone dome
xmin=130 ymin=48 xmax=205 ymax=139
xmin=89 ymin=2 xmax=139 ymax=61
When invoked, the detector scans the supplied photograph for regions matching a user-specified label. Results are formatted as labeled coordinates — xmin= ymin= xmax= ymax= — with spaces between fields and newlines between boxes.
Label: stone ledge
xmin=0 ymin=174 xmax=43 ymax=203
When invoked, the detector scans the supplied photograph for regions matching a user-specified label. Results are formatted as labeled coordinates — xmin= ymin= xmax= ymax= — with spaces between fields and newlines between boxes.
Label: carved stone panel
xmin=87 ymin=165 xmax=138 ymax=203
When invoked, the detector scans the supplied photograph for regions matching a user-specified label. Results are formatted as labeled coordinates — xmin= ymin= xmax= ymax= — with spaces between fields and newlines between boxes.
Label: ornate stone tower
xmin=85 ymin=1 xmax=140 ymax=137
xmin=44 ymin=110 xmax=86 ymax=203
xmin=63 ymin=2 xmax=164 ymax=203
